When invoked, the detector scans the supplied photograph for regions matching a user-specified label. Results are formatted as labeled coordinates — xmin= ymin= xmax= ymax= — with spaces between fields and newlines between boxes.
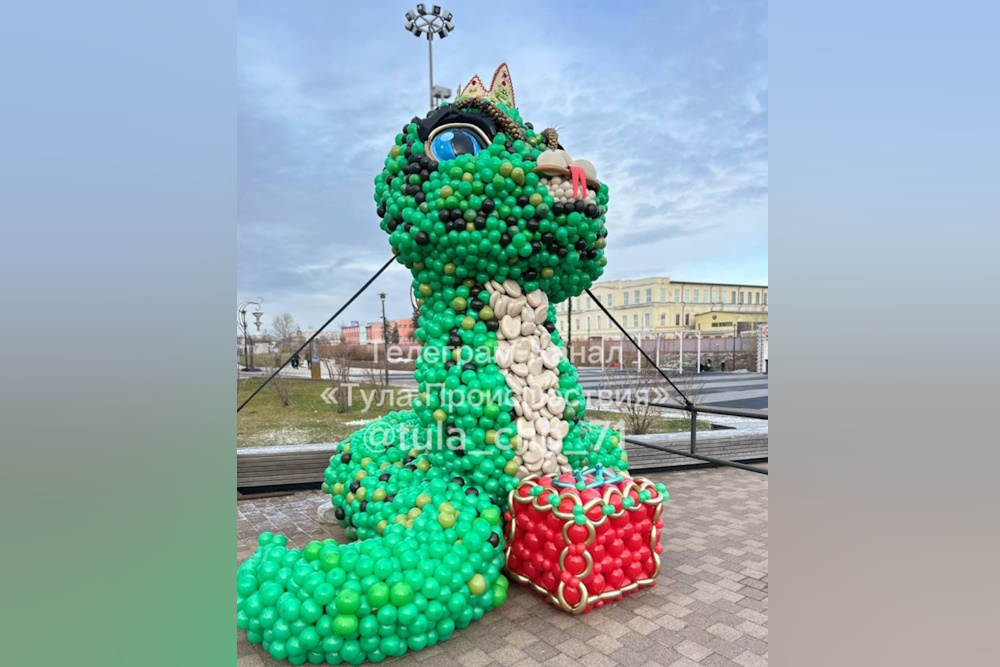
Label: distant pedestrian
xmin=290 ymin=352 xmax=300 ymax=369
xmin=706 ymin=358 xmax=713 ymax=372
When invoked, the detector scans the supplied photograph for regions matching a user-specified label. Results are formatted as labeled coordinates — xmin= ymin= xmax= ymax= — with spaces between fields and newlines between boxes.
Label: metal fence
xmin=565 ymin=331 xmax=760 ymax=373
xmin=623 ymin=400 xmax=768 ymax=475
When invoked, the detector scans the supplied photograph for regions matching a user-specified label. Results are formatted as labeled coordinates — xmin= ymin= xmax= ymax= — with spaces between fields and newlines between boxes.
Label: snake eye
xmin=427 ymin=124 xmax=487 ymax=161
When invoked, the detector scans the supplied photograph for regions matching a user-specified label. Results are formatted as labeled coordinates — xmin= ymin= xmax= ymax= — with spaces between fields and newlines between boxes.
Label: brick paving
xmin=237 ymin=466 xmax=768 ymax=667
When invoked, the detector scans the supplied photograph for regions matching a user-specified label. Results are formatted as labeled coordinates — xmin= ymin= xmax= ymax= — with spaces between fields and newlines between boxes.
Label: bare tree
xmin=272 ymin=313 xmax=298 ymax=353
xmin=323 ymin=342 xmax=357 ymax=414
xmin=615 ymin=367 xmax=660 ymax=435
xmin=360 ymin=361 xmax=384 ymax=386
xmin=271 ymin=371 xmax=292 ymax=407
xmin=387 ymin=322 xmax=400 ymax=345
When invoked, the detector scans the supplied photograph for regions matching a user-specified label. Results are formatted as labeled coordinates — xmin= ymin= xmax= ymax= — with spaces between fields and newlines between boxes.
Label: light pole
xmin=379 ymin=292 xmax=390 ymax=386
xmin=732 ymin=322 xmax=738 ymax=370
xmin=404 ymin=5 xmax=455 ymax=112
xmin=238 ymin=300 xmax=263 ymax=372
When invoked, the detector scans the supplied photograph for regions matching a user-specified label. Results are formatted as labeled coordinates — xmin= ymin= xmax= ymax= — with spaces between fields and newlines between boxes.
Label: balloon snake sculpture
xmin=237 ymin=64 xmax=630 ymax=665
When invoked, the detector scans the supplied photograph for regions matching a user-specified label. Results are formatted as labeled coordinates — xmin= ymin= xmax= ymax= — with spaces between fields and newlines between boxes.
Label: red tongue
xmin=568 ymin=165 xmax=587 ymax=200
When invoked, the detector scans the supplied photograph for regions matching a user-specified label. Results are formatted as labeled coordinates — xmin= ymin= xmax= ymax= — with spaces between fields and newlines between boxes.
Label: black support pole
xmin=690 ymin=408 xmax=697 ymax=455
xmin=238 ymin=256 xmax=396 ymax=413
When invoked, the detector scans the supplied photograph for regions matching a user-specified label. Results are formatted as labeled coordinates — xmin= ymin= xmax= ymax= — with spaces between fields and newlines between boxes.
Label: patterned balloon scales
xmin=505 ymin=466 xmax=668 ymax=614
xmin=237 ymin=63 xmax=670 ymax=665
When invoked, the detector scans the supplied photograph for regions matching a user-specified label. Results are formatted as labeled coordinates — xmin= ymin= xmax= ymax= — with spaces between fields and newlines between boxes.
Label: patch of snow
xmin=249 ymin=427 xmax=313 ymax=445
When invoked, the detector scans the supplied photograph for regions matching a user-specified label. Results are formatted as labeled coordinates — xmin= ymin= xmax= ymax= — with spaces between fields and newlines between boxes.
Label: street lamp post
xmin=379 ymin=292 xmax=390 ymax=386
xmin=404 ymin=5 xmax=455 ymax=112
xmin=732 ymin=323 xmax=738 ymax=370
xmin=238 ymin=300 xmax=263 ymax=372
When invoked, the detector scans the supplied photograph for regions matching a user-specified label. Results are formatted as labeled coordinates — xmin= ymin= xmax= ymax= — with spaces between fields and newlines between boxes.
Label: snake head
xmin=374 ymin=74 xmax=609 ymax=305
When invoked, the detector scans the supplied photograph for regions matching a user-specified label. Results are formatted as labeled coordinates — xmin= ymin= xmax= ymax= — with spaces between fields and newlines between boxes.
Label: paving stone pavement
xmin=237 ymin=466 xmax=768 ymax=667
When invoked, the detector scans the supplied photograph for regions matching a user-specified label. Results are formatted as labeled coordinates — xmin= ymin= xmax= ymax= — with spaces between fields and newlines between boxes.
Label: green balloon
xmin=334 ymin=589 xmax=360 ymax=615
xmin=331 ymin=615 xmax=358 ymax=638
xmin=389 ymin=582 xmax=414 ymax=607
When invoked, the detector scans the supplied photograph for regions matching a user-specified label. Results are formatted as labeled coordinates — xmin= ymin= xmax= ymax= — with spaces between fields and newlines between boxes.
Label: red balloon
xmin=567 ymin=524 xmax=590 ymax=544
xmin=608 ymin=538 xmax=624 ymax=557
xmin=564 ymin=554 xmax=586 ymax=575
xmin=562 ymin=583 xmax=581 ymax=607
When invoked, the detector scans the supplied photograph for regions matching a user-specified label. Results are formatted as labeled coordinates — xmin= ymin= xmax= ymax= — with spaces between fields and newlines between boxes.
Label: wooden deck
xmin=237 ymin=443 xmax=337 ymax=488
xmin=624 ymin=430 xmax=768 ymax=471
xmin=237 ymin=424 xmax=767 ymax=488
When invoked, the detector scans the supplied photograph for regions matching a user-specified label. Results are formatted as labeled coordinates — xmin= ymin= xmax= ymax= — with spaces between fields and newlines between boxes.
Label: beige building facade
xmin=555 ymin=277 xmax=768 ymax=337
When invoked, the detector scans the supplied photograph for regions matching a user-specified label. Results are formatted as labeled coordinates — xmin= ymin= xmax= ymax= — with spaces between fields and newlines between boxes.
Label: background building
xmin=555 ymin=277 xmax=768 ymax=338
xmin=338 ymin=318 xmax=416 ymax=346
xmin=340 ymin=322 xmax=364 ymax=345
xmin=366 ymin=318 xmax=416 ymax=344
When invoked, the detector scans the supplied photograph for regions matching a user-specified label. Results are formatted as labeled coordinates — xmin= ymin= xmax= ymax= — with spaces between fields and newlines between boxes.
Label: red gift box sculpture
xmin=504 ymin=465 xmax=668 ymax=614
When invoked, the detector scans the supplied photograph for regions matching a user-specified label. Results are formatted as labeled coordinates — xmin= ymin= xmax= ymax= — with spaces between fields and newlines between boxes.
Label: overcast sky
xmin=238 ymin=0 xmax=767 ymax=332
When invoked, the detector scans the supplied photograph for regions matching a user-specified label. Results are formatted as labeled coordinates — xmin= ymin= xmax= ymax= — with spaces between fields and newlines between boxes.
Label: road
xmin=576 ymin=368 xmax=768 ymax=411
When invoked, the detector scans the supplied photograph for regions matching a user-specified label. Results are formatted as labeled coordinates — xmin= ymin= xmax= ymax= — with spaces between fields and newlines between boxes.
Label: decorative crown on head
xmin=456 ymin=62 xmax=516 ymax=109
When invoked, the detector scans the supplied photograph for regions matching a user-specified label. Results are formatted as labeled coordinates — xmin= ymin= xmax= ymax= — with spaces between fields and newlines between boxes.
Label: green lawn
xmin=586 ymin=409 xmax=711 ymax=435
xmin=236 ymin=379 xmax=712 ymax=447
xmin=237 ymin=378 xmax=410 ymax=447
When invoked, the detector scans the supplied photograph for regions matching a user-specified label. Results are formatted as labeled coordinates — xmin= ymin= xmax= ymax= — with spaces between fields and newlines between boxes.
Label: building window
xmin=693 ymin=291 xmax=699 ymax=303
xmin=684 ymin=289 xmax=690 ymax=302
xmin=623 ymin=292 xmax=629 ymax=305
xmin=703 ymin=290 xmax=708 ymax=302
xmin=634 ymin=290 xmax=639 ymax=303
xmin=755 ymin=292 xmax=760 ymax=304
xmin=685 ymin=313 xmax=690 ymax=326
xmin=586 ymin=316 xmax=591 ymax=329
xmin=607 ymin=294 xmax=613 ymax=307
xmin=586 ymin=296 xmax=591 ymax=308
xmin=674 ymin=289 xmax=681 ymax=302
xmin=739 ymin=292 xmax=744 ymax=305
xmin=645 ymin=288 xmax=652 ymax=303
xmin=732 ymin=290 xmax=737 ymax=303
xmin=644 ymin=313 xmax=650 ymax=326
xmin=632 ymin=314 xmax=638 ymax=327
xmin=575 ymin=318 xmax=580 ymax=329
xmin=675 ymin=313 xmax=680 ymax=325
xmin=660 ymin=289 xmax=666 ymax=302
xmin=597 ymin=315 xmax=602 ymax=329
xmin=660 ymin=313 xmax=666 ymax=325
xmin=763 ymin=292 xmax=767 ymax=305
